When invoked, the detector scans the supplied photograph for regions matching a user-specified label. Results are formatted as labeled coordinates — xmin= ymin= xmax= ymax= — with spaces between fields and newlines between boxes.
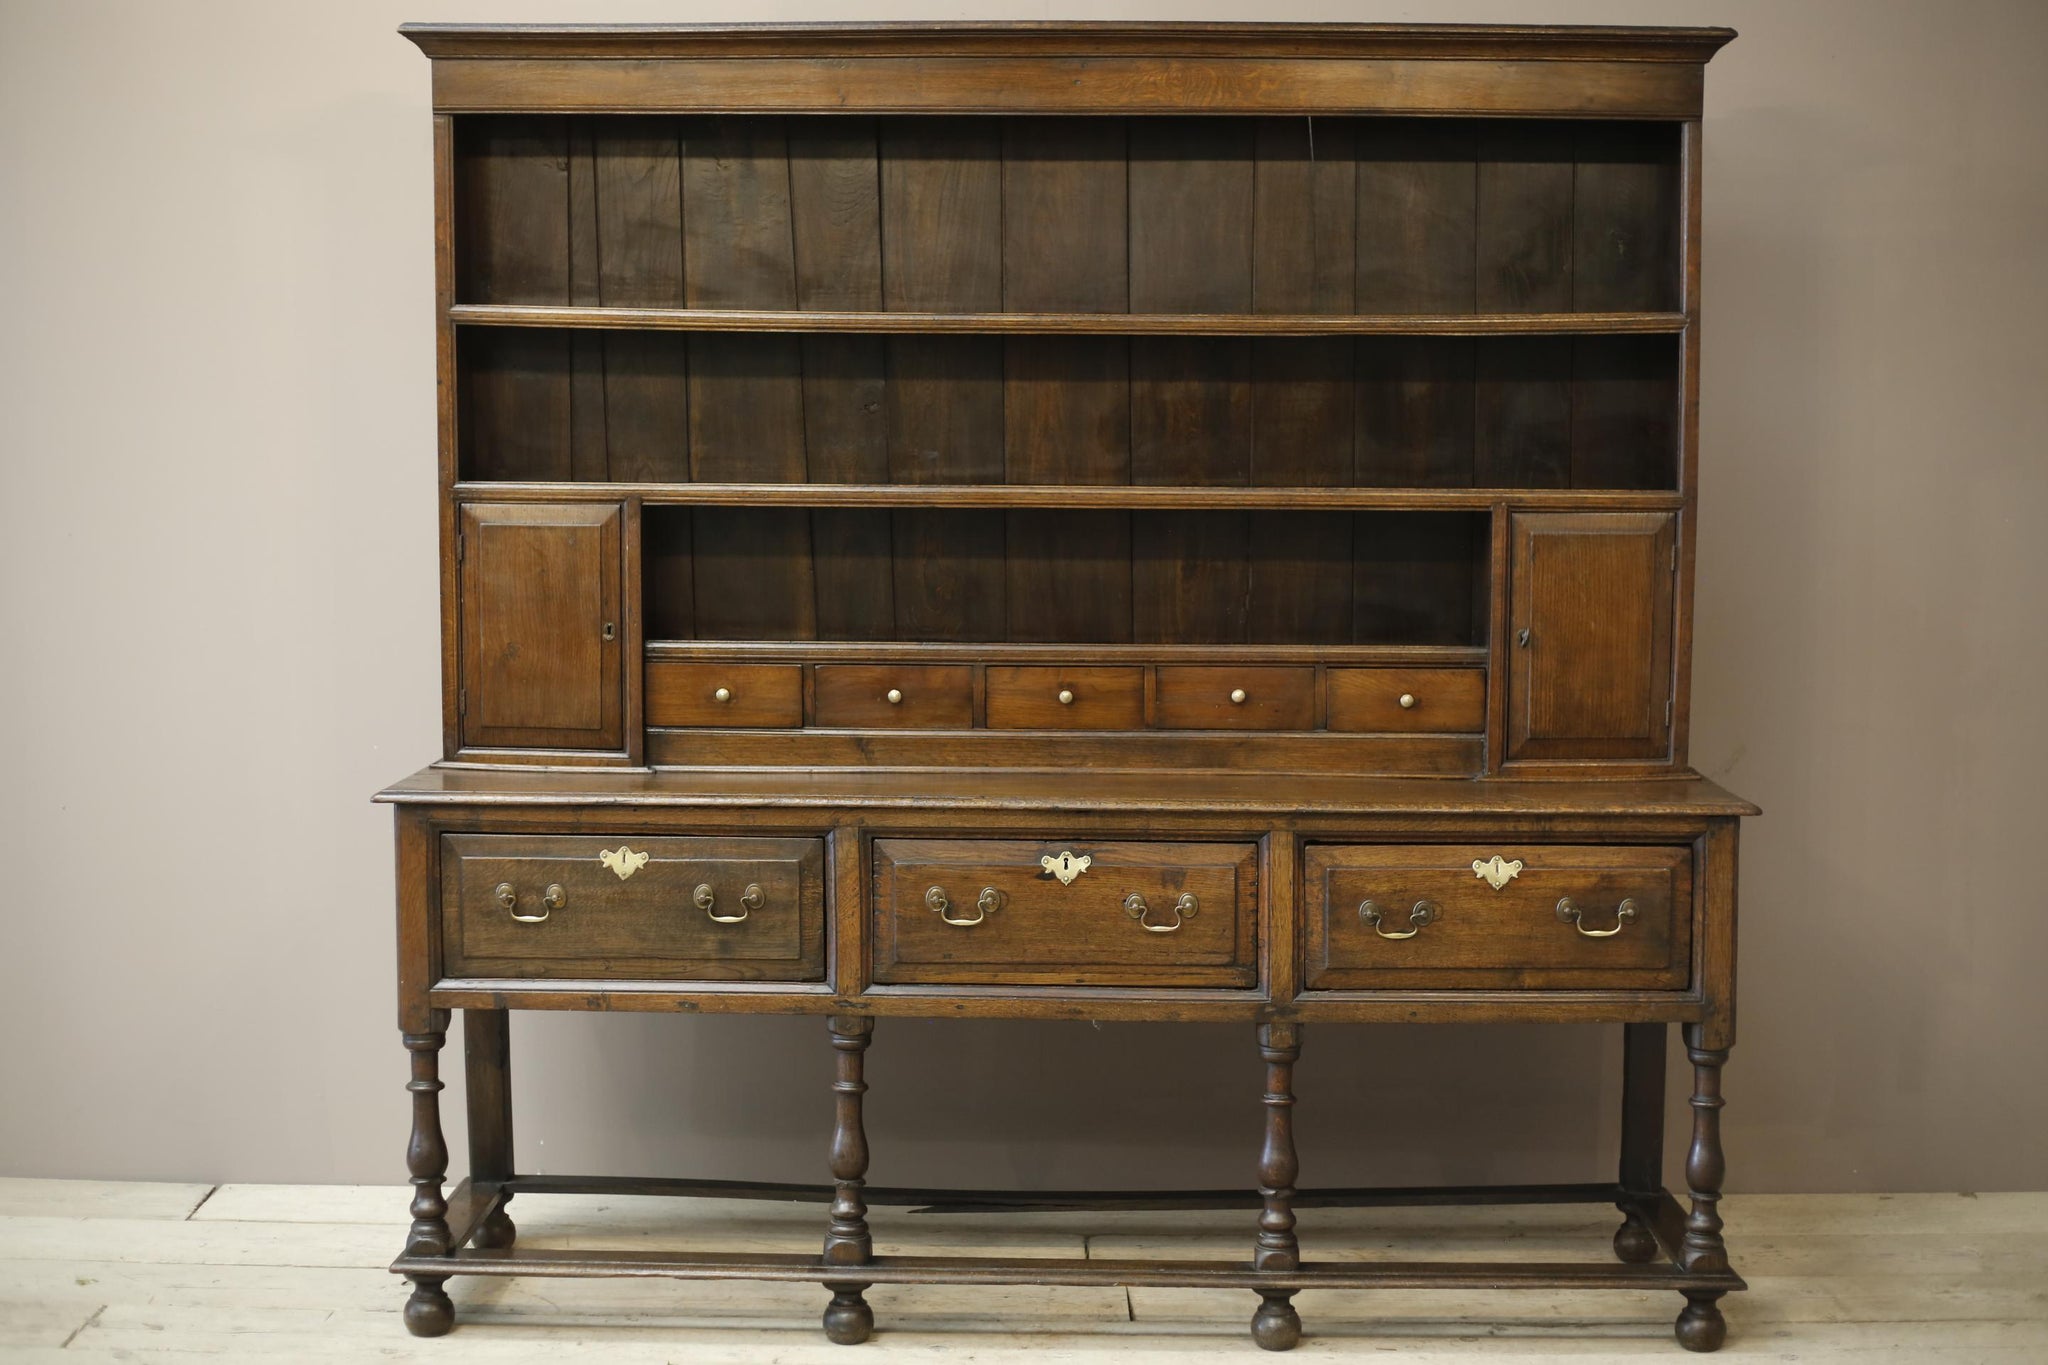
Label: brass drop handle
xmin=1124 ymin=891 xmax=1198 ymax=933
xmin=696 ymin=882 xmax=762 ymax=924
xmin=1361 ymin=899 xmax=1437 ymax=939
xmin=1557 ymin=896 xmax=1638 ymax=937
xmin=501 ymin=882 xmax=563 ymax=924
xmin=927 ymin=884 xmax=1001 ymax=927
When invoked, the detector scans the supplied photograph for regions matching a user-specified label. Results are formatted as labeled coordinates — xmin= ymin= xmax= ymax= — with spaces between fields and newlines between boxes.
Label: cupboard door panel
xmin=459 ymin=503 xmax=625 ymax=753
xmin=1508 ymin=512 xmax=1676 ymax=762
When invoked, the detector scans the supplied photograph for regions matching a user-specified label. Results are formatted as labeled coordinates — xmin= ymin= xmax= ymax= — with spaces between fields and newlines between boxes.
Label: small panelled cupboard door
xmin=458 ymin=503 xmax=625 ymax=754
xmin=1509 ymin=512 xmax=1677 ymax=763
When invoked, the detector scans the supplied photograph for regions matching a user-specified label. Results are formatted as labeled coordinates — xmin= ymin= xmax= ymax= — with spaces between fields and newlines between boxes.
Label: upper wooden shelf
xmin=454 ymin=482 xmax=1681 ymax=512
xmin=450 ymin=305 xmax=1688 ymax=339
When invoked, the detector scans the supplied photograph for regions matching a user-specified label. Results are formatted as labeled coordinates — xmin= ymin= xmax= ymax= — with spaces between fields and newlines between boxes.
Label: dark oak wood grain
xmin=1303 ymin=843 xmax=1691 ymax=990
xmin=1508 ymin=511 xmax=1676 ymax=761
xmin=457 ymin=502 xmax=624 ymax=753
xmin=400 ymin=22 xmax=1746 ymax=1354
xmin=1325 ymin=667 xmax=1486 ymax=733
xmin=871 ymin=839 xmax=1258 ymax=987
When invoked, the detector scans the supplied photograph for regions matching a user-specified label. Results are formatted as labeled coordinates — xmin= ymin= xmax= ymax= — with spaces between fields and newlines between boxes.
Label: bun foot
xmin=1675 ymin=1292 xmax=1727 ymax=1352
xmin=1613 ymin=1213 xmax=1660 ymax=1264
xmin=472 ymin=1207 xmax=517 ymax=1250
xmin=823 ymin=1285 xmax=873 ymax=1345
xmin=402 ymin=1276 xmax=455 ymax=1337
xmin=1251 ymin=1291 xmax=1301 ymax=1351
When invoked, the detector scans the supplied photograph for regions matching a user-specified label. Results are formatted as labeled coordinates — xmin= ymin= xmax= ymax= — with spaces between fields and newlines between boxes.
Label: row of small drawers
xmin=647 ymin=663 xmax=1484 ymax=733
xmin=445 ymin=836 xmax=1690 ymax=992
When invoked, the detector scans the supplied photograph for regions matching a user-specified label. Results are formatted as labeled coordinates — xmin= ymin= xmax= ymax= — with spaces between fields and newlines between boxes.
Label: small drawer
xmin=646 ymin=662 xmax=803 ymax=728
xmin=1155 ymin=666 xmax=1315 ymax=730
xmin=442 ymin=835 xmax=825 ymax=982
xmin=872 ymin=839 xmax=1258 ymax=987
xmin=986 ymin=666 xmax=1145 ymax=730
xmin=1327 ymin=668 xmax=1485 ymax=733
xmin=1303 ymin=844 xmax=1691 ymax=991
xmin=813 ymin=664 xmax=973 ymax=729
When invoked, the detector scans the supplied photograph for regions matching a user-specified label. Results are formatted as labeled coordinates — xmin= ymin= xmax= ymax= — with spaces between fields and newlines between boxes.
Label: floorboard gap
xmin=59 ymin=1303 xmax=105 ymax=1350
xmin=183 ymin=1184 xmax=220 ymax=1220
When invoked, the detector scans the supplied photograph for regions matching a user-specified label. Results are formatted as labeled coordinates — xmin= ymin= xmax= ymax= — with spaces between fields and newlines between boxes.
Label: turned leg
xmin=465 ymin=1008 xmax=516 ymax=1250
xmin=1250 ymin=1022 xmax=1302 ymax=1352
xmin=1613 ymin=1022 xmax=1665 ymax=1264
xmin=1674 ymin=1024 xmax=1731 ymax=1352
xmin=822 ymin=1015 xmax=875 ymax=1345
xmin=402 ymin=1020 xmax=456 ymax=1337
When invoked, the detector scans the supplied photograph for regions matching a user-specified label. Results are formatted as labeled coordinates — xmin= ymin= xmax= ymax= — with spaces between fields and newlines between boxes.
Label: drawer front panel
xmin=646 ymin=663 xmax=803 ymax=728
xmin=1326 ymin=668 xmax=1486 ymax=733
xmin=814 ymin=665 xmax=974 ymax=728
xmin=1304 ymin=844 xmax=1691 ymax=990
xmin=1155 ymin=666 xmax=1316 ymax=730
xmin=443 ymin=835 xmax=826 ymax=981
xmin=985 ymin=666 xmax=1146 ymax=730
xmin=873 ymin=839 xmax=1258 ymax=987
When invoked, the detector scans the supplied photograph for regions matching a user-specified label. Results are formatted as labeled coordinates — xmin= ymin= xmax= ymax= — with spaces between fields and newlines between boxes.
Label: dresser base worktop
xmin=380 ymin=767 xmax=1748 ymax=1351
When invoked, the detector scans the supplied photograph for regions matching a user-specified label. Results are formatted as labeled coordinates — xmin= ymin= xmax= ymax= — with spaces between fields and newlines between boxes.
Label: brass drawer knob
xmin=1398 ymin=693 xmax=1417 ymax=709
xmin=713 ymin=686 xmax=733 ymax=704
xmin=1229 ymin=688 xmax=1248 ymax=705
xmin=885 ymin=688 xmax=904 ymax=705
xmin=1057 ymin=688 xmax=1076 ymax=705
xmin=1124 ymin=891 xmax=1198 ymax=933
xmin=1361 ymin=898 xmax=1437 ymax=940
xmin=927 ymin=884 xmax=1001 ymax=927
xmin=1556 ymin=897 xmax=1638 ymax=938
xmin=500 ymin=882 xmax=564 ymax=924
xmin=695 ymin=882 xmax=763 ymax=924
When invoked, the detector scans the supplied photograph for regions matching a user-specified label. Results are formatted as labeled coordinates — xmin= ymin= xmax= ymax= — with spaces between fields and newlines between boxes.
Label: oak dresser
xmin=382 ymin=21 xmax=1753 ymax=1353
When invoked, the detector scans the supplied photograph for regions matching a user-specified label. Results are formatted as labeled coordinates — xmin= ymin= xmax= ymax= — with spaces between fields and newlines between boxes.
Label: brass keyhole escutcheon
xmin=1040 ymin=851 xmax=1091 ymax=885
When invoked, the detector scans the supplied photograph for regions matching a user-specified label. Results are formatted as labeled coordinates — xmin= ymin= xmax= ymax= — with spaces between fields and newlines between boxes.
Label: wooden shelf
xmin=450 ymin=303 xmax=1688 ymax=338
xmin=454 ymin=481 xmax=1683 ymax=512
xmin=645 ymin=641 xmax=1488 ymax=665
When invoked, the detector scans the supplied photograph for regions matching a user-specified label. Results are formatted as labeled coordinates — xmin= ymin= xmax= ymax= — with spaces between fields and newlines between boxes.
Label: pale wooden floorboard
xmin=0 ymin=1177 xmax=211 ymax=1220
xmin=1 ymin=1182 xmax=2044 ymax=1361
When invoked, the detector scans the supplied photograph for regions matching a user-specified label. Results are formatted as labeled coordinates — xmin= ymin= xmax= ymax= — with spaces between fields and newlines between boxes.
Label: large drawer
xmin=1303 ymin=844 xmax=1691 ymax=990
xmin=442 ymin=835 xmax=826 ymax=981
xmin=872 ymin=839 xmax=1258 ymax=987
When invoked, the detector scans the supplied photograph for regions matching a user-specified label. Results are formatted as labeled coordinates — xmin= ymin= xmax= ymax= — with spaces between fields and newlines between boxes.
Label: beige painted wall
xmin=2 ymin=0 xmax=2043 ymax=1196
